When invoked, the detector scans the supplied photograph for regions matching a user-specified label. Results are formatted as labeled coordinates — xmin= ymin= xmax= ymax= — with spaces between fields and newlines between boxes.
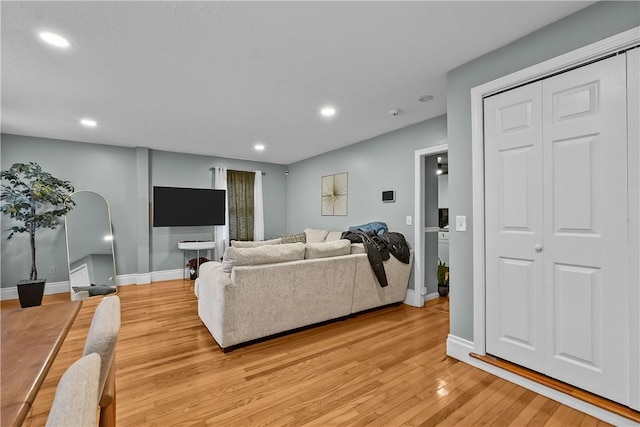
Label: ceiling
xmin=1 ymin=1 xmax=593 ymax=165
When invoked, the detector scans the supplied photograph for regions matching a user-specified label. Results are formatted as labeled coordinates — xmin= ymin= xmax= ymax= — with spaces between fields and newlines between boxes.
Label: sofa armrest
xmin=351 ymin=252 xmax=413 ymax=313
xmin=195 ymin=261 xmax=224 ymax=298
xmin=197 ymin=262 xmax=236 ymax=348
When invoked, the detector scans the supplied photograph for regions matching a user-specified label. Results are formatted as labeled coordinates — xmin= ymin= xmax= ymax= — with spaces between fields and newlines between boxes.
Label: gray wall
xmin=149 ymin=150 xmax=288 ymax=271
xmin=1 ymin=134 xmax=137 ymax=287
xmin=287 ymin=115 xmax=448 ymax=290
xmin=1 ymin=134 xmax=288 ymax=287
xmin=446 ymin=1 xmax=640 ymax=341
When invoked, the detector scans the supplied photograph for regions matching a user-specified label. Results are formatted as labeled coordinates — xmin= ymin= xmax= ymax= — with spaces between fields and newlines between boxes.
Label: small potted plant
xmin=1 ymin=162 xmax=75 ymax=307
xmin=437 ymin=258 xmax=450 ymax=297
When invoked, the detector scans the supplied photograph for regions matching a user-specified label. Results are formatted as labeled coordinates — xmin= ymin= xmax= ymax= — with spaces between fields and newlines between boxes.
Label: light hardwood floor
xmin=3 ymin=280 xmax=610 ymax=426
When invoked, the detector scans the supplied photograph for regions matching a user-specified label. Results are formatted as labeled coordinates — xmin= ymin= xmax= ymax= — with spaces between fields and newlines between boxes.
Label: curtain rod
xmin=209 ymin=167 xmax=266 ymax=176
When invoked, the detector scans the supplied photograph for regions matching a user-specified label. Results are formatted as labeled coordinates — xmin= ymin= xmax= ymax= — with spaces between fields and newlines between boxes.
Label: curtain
xmin=227 ymin=170 xmax=255 ymax=241
xmin=254 ymin=171 xmax=264 ymax=241
xmin=212 ymin=167 xmax=229 ymax=261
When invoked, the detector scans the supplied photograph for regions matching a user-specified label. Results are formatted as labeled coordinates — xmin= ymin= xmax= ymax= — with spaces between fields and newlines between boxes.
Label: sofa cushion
xmin=231 ymin=238 xmax=282 ymax=248
xmin=222 ymin=242 xmax=305 ymax=272
xmin=324 ymin=231 xmax=343 ymax=242
xmin=304 ymin=239 xmax=351 ymax=259
xmin=304 ymin=228 xmax=329 ymax=243
xmin=280 ymin=232 xmax=306 ymax=244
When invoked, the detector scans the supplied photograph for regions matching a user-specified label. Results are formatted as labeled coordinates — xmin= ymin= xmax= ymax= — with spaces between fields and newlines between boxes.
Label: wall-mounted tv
xmin=153 ymin=186 xmax=226 ymax=227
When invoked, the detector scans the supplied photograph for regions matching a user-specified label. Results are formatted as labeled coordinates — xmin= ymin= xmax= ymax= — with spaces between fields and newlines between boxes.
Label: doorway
xmin=410 ymin=143 xmax=448 ymax=307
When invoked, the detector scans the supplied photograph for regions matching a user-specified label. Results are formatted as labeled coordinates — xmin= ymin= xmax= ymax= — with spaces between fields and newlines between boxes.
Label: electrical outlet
xmin=456 ymin=215 xmax=467 ymax=232
xmin=406 ymin=215 xmax=412 ymax=226
xmin=48 ymin=266 xmax=55 ymax=274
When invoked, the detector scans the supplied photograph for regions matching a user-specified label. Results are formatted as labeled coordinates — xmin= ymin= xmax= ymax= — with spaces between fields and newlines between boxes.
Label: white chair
xmin=45 ymin=353 xmax=101 ymax=427
xmin=83 ymin=295 xmax=120 ymax=427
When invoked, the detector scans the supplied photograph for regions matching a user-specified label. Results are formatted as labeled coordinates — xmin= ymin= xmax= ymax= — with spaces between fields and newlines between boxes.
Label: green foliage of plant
xmin=1 ymin=162 xmax=75 ymax=280
xmin=437 ymin=258 xmax=449 ymax=286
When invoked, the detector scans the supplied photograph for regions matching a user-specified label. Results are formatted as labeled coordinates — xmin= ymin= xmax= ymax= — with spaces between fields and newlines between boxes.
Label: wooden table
xmin=1 ymin=300 xmax=82 ymax=427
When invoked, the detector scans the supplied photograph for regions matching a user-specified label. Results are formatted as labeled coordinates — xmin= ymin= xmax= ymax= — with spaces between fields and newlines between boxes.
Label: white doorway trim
xmin=410 ymin=142 xmax=448 ymax=308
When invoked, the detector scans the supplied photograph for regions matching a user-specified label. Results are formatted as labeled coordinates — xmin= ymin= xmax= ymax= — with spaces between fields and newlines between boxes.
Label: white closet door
xmin=485 ymin=82 xmax=545 ymax=373
xmin=485 ymin=53 xmax=631 ymax=406
xmin=542 ymin=54 xmax=629 ymax=404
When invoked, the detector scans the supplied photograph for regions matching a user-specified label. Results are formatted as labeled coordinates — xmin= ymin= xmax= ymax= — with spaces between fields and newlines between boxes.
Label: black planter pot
xmin=438 ymin=284 xmax=449 ymax=297
xmin=17 ymin=279 xmax=46 ymax=308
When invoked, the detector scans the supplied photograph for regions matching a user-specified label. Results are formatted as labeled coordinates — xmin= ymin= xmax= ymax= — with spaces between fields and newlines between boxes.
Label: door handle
xmin=534 ymin=244 xmax=543 ymax=253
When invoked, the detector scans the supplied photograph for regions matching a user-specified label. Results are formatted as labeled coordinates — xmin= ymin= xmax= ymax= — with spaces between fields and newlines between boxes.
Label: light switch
xmin=406 ymin=215 xmax=412 ymax=226
xmin=456 ymin=215 xmax=467 ymax=232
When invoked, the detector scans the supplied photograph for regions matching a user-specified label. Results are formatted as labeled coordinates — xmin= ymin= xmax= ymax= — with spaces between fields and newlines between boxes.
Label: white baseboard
xmin=446 ymin=335 xmax=638 ymax=426
xmin=0 ymin=287 xmax=18 ymax=301
xmin=0 ymin=268 xmax=193 ymax=300
xmin=135 ymin=273 xmax=151 ymax=285
xmin=424 ymin=292 xmax=440 ymax=301
xmin=403 ymin=289 xmax=440 ymax=307
xmin=150 ymin=268 xmax=185 ymax=282
xmin=116 ymin=274 xmax=138 ymax=286
xmin=403 ymin=288 xmax=418 ymax=306
xmin=0 ymin=280 xmax=71 ymax=301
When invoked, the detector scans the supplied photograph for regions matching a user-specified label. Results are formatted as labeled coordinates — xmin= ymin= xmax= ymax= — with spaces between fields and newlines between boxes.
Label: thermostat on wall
xmin=382 ymin=190 xmax=395 ymax=203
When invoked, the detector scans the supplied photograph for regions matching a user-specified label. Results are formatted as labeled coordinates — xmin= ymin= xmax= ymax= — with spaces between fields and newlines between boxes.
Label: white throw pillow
xmin=304 ymin=239 xmax=351 ymax=259
xmin=231 ymin=238 xmax=282 ymax=248
xmin=324 ymin=231 xmax=343 ymax=242
xmin=304 ymin=228 xmax=329 ymax=243
xmin=222 ymin=242 xmax=305 ymax=272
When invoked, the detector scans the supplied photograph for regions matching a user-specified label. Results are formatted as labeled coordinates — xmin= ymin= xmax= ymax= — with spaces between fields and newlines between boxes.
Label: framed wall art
xmin=321 ymin=172 xmax=348 ymax=216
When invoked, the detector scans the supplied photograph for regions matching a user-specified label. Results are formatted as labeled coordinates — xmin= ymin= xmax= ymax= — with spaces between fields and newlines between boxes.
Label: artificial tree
xmin=1 ymin=162 xmax=75 ymax=281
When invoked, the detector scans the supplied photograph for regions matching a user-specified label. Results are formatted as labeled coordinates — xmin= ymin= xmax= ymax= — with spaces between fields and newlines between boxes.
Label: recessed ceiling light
xmin=320 ymin=107 xmax=336 ymax=117
xmin=80 ymin=119 xmax=97 ymax=127
xmin=39 ymin=31 xmax=70 ymax=48
xmin=419 ymin=94 xmax=434 ymax=103
xmin=254 ymin=143 xmax=265 ymax=151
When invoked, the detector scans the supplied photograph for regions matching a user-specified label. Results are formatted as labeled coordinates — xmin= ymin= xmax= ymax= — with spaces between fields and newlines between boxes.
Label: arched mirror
xmin=65 ymin=191 xmax=117 ymax=299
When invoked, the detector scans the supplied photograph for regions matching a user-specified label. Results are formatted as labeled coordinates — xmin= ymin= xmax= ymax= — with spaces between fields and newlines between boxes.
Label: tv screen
xmin=153 ymin=186 xmax=226 ymax=227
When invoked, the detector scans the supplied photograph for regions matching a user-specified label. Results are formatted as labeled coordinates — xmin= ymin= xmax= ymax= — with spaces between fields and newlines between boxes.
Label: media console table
xmin=178 ymin=240 xmax=216 ymax=279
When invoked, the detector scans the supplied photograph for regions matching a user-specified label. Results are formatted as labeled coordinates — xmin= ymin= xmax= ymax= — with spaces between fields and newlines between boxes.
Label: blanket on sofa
xmin=341 ymin=230 xmax=410 ymax=288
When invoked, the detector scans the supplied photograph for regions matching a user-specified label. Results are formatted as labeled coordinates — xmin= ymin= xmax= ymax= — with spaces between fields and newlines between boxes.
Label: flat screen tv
xmin=153 ymin=186 xmax=226 ymax=227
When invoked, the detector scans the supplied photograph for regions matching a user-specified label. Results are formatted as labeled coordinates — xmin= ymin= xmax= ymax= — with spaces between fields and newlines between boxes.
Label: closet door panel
xmin=485 ymin=82 xmax=545 ymax=372
xmin=543 ymin=54 xmax=629 ymax=405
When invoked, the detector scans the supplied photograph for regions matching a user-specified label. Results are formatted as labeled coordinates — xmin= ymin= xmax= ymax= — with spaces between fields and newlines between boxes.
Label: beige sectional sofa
xmin=195 ymin=228 xmax=413 ymax=350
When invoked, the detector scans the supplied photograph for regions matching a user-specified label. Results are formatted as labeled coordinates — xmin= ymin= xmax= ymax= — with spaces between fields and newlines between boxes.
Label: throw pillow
xmin=222 ymin=242 xmax=306 ymax=272
xmin=324 ymin=231 xmax=343 ymax=241
xmin=231 ymin=238 xmax=282 ymax=248
xmin=304 ymin=228 xmax=329 ymax=243
xmin=280 ymin=232 xmax=306 ymax=244
xmin=304 ymin=239 xmax=351 ymax=259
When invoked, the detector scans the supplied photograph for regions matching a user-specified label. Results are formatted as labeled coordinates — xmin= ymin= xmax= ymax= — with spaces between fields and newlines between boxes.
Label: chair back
xmin=45 ymin=353 xmax=101 ymax=427
xmin=83 ymin=295 xmax=121 ymax=400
